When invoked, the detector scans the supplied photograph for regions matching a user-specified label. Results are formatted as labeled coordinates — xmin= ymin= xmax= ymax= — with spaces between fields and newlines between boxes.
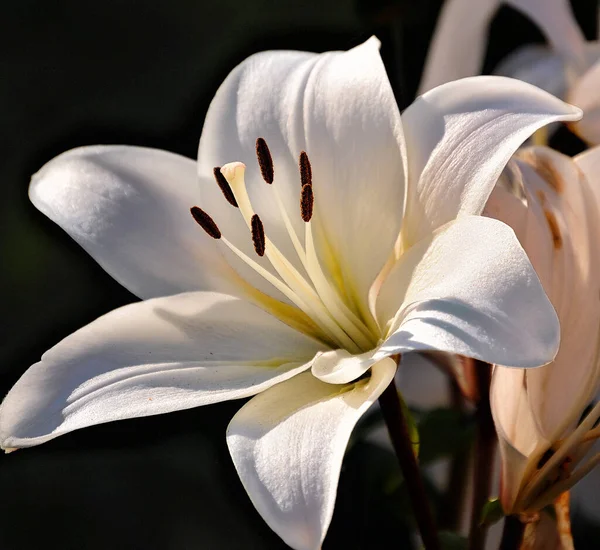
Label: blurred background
xmin=0 ymin=0 xmax=598 ymax=548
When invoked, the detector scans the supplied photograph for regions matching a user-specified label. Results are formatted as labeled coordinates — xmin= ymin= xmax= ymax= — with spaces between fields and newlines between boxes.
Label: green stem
xmin=378 ymin=368 xmax=440 ymax=550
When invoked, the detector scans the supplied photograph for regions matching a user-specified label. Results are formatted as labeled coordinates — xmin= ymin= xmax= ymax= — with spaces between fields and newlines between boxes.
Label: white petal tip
xmin=565 ymin=104 xmax=583 ymax=121
xmin=220 ymin=162 xmax=246 ymax=182
xmin=365 ymin=35 xmax=381 ymax=49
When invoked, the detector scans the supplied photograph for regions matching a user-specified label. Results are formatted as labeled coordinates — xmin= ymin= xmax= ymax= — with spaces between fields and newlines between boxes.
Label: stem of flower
xmin=555 ymin=492 xmax=575 ymax=550
xmin=499 ymin=515 xmax=525 ymax=550
xmin=439 ymin=377 xmax=470 ymax=531
xmin=468 ymin=361 xmax=496 ymax=550
xmin=378 ymin=361 xmax=440 ymax=550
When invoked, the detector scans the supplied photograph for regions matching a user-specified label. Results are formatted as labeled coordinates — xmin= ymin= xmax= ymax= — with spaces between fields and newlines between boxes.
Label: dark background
xmin=0 ymin=1 xmax=598 ymax=548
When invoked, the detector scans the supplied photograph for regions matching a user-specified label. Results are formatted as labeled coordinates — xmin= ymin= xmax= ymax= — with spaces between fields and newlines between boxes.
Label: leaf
xmin=399 ymin=390 xmax=420 ymax=458
xmin=350 ymin=406 xmax=384 ymax=445
xmin=417 ymin=408 xmax=475 ymax=465
xmin=480 ymin=497 xmax=505 ymax=526
xmin=438 ymin=531 xmax=468 ymax=550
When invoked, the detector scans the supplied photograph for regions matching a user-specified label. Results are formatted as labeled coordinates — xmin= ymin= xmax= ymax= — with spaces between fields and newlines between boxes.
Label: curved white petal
xmin=29 ymin=145 xmax=242 ymax=299
xmin=506 ymin=0 xmax=587 ymax=69
xmin=483 ymin=162 xmax=529 ymax=239
xmin=375 ymin=216 xmax=559 ymax=369
xmin=568 ymin=59 xmax=600 ymax=144
xmin=491 ymin=366 xmax=540 ymax=513
xmin=401 ymin=76 xmax=582 ymax=248
xmin=418 ymin=0 xmax=499 ymax=94
xmin=419 ymin=0 xmax=586 ymax=95
xmin=226 ymin=358 xmax=396 ymax=550
xmin=311 ymin=348 xmax=378 ymax=385
xmin=494 ymin=45 xmax=567 ymax=98
xmin=0 ymin=292 xmax=325 ymax=449
xmin=198 ymin=37 xmax=407 ymax=317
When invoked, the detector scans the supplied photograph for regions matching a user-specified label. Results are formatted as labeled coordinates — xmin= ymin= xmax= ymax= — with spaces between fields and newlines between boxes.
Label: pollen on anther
xmin=301 ymin=183 xmax=314 ymax=222
xmin=190 ymin=206 xmax=221 ymax=239
xmin=256 ymin=138 xmax=274 ymax=184
xmin=213 ymin=167 xmax=238 ymax=207
xmin=299 ymin=151 xmax=312 ymax=187
xmin=251 ymin=213 xmax=266 ymax=256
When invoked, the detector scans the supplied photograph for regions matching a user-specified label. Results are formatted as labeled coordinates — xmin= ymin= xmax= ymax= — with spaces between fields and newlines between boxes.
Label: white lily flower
xmin=485 ymin=145 xmax=600 ymax=515
xmin=419 ymin=0 xmax=600 ymax=143
xmin=0 ymin=38 xmax=580 ymax=549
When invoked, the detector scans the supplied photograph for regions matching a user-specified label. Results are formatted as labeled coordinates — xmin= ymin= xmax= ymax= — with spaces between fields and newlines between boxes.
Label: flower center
xmin=191 ymin=138 xmax=379 ymax=353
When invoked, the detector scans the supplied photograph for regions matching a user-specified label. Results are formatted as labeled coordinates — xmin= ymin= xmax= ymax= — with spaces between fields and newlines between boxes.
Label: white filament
xmin=219 ymin=161 xmax=374 ymax=353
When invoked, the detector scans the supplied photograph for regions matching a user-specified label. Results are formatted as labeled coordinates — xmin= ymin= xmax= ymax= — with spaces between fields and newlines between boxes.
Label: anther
xmin=190 ymin=206 xmax=221 ymax=239
xmin=251 ymin=214 xmax=266 ymax=256
xmin=213 ymin=167 xmax=238 ymax=207
xmin=256 ymin=138 xmax=274 ymax=184
xmin=301 ymin=183 xmax=314 ymax=222
xmin=299 ymin=151 xmax=312 ymax=187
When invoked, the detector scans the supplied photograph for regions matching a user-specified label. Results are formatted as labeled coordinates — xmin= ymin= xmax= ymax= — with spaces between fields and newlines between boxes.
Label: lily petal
xmin=568 ymin=59 xmax=600 ymax=144
xmin=0 ymin=292 xmax=325 ymax=449
xmin=483 ymin=161 xmax=529 ymax=239
xmin=491 ymin=365 xmax=541 ymax=513
xmin=506 ymin=0 xmax=587 ymax=69
xmin=311 ymin=348 xmax=378 ymax=385
xmin=508 ymin=149 xmax=600 ymax=442
xmin=226 ymin=358 xmax=396 ymax=550
xmin=198 ymin=37 xmax=407 ymax=318
xmin=419 ymin=0 xmax=586 ymax=95
xmin=575 ymin=143 xmax=600 ymax=206
xmin=495 ymin=45 xmax=567 ymax=97
xmin=375 ymin=216 xmax=559 ymax=369
xmin=401 ymin=76 xmax=581 ymax=247
xmin=29 ymin=146 xmax=241 ymax=299
xmin=418 ymin=0 xmax=499 ymax=95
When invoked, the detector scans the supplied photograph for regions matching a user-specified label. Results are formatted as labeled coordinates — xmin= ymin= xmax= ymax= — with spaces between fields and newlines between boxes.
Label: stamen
xmin=529 ymin=452 xmax=600 ymax=512
xmin=251 ymin=213 xmax=266 ymax=257
xmin=256 ymin=138 xmax=274 ymax=184
xmin=537 ymin=448 xmax=555 ymax=469
xmin=522 ymin=399 xmax=600 ymax=508
xmin=190 ymin=206 xmax=221 ymax=239
xmin=301 ymin=184 xmax=314 ymax=222
xmin=220 ymin=160 xmax=365 ymax=352
xmin=299 ymin=151 xmax=312 ymax=186
xmin=213 ymin=167 xmax=238 ymax=207
xmin=304 ymin=219 xmax=375 ymax=349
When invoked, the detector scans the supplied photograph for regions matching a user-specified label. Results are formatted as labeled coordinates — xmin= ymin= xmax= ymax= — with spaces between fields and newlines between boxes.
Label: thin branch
xmin=468 ymin=361 xmax=496 ymax=550
xmin=379 ymin=368 xmax=440 ymax=550
xmin=499 ymin=515 xmax=525 ymax=550
xmin=439 ymin=377 xmax=470 ymax=530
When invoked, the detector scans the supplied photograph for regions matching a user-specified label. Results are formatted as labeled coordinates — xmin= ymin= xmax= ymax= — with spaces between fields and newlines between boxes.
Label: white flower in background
xmin=0 ymin=38 xmax=580 ymax=549
xmin=419 ymin=0 xmax=600 ymax=144
xmin=485 ymin=146 xmax=600 ymax=515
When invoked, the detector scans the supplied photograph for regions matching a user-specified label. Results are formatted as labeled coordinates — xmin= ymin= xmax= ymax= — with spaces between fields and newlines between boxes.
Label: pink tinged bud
xmin=488 ymin=146 xmax=600 ymax=514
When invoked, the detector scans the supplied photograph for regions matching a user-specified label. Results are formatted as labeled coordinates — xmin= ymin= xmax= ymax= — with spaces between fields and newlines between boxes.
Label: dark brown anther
xmin=256 ymin=137 xmax=274 ymax=184
xmin=299 ymin=151 xmax=312 ymax=187
xmin=251 ymin=213 xmax=266 ymax=256
xmin=213 ymin=167 xmax=238 ymax=207
xmin=300 ymin=183 xmax=314 ymax=222
xmin=190 ymin=206 xmax=221 ymax=239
